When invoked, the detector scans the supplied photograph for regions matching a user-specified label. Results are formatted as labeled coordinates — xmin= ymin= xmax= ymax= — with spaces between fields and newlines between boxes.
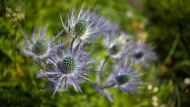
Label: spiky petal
xmin=131 ymin=40 xmax=158 ymax=67
xmin=20 ymin=25 xmax=64 ymax=60
xmin=36 ymin=43 xmax=99 ymax=94
xmin=60 ymin=3 xmax=108 ymax=42
xmin=103 ymin=23 xmax=131 ymax=60
xmin=106 ymin=60 xmax=146 ymax=94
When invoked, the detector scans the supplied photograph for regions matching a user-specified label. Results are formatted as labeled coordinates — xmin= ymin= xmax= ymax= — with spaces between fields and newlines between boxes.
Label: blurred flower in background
xmin=103 ymin=24 xmax=131 ymax=60
xmin=112 ymin=61 xmax=145 ymax=94
xmin=130 ymin=40 xmax=157 ymax=67
xmin=5 ymin=6 xmax=25 ymax=28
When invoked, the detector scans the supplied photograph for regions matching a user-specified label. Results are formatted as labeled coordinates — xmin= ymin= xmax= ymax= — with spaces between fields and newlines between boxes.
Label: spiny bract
xmin=20 ymin=25 xmax=63 ymax=60
xmin=60 ymin=3 xmax=108 ymax=42
xmin=131 ymin=40 xmax=157 ymax=67
xmin=36 ymin=43 xmax=99 ymax=94
xmin=104 ymin=24 xmax=131 ymax=60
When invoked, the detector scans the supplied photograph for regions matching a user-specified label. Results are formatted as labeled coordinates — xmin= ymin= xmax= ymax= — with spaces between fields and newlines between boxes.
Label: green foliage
xmin=142 ymin=0 xmax=190 ymax=106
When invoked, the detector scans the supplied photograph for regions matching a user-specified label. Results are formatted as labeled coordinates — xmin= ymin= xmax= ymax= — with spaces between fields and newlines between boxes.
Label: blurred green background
xmin=0 ymin=0 xmax=190 ymax=106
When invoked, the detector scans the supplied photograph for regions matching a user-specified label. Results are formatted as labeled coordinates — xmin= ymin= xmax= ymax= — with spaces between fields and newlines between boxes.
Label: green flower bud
xmin=61 ymin=56 xmax=76 ymax=74
xmin=109 ymin=44 xmax=121 ymax=55
xmin=134 ymin=51 xmax=144 ymax=59
xmin=116 ymin=74 xmax=131 ymax=85
xmin=32 ymin=39 xmax=48 ymax=56
xmin=74 ymin=20 xmax=87 ymax=37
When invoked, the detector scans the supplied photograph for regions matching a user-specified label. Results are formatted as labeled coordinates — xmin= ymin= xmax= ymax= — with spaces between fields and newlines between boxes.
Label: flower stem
xmin=100 ymin=55 xmax=110 ymax=80
xmin=163 ymin=34 xmax=179 ymax=65
xmin=96 ymin=55 xmax=110 ymax=89
xmin=70 ymin=37 xmax=77 ymax=51
xmin=13 ymin=26 xmax=18 ymax=69
xmin=100 ymin=81 xmax=116 ymax=89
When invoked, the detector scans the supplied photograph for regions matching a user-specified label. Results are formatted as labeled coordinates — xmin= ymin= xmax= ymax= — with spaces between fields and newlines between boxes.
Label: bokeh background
xmin=0 ymin=0 xmax=190 ymax=107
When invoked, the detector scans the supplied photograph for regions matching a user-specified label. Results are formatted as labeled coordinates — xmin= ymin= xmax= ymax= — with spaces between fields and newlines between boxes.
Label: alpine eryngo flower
xmin=60 ymin=3 xmax=108 ymax=42
xmin=98 ymin=87 xmax=113 ymax=102
xmin=36 ymin=43 xmax=98 ymax=94
xmin=131 ymin=40 xmax=157 ymax=67
xmin=20 ymin=25 xmax=63 ymax=60
xmin=105 ymin=60 xmax=145 ymax=94
xmin=103 ymin=24 xmax=130 ymax=60
xmin=120 ymin=31 xmax=133 ymax=43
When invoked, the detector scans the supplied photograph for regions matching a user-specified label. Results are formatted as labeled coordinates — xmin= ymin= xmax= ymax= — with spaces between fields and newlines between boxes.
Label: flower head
xmin=131 ymin=40 xmax=157 ymax=66
xmin=36 ymin=44 xmax=98 ymax=94
xmin=60 ymin=3 xmax=108 ymax=42
xmin=106 ymin=60 xmax=145 ymax=94
xmin=20 ymin=25 xmax=63 ymax=60
xmin=103 ymin=24 xmax=130 ymax=60
xmin=120 ymin=31 xmax=133 ymax=43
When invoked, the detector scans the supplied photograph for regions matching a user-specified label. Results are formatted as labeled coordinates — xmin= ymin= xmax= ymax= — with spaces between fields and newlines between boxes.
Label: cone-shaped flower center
xmin=32 ymin=39 xmax=48 ymax=56
xmin=74 ymin=20 xmax=87 ymax=38
xmin=134 ymin=51 xmax=144 ymax=59
xmin=109 ymin=44 xmax=121 ymax=55
xmin=116 ymin=74 xmax=131 ymax=85
xmin=61 ymin=56 xmax=76 ymax=74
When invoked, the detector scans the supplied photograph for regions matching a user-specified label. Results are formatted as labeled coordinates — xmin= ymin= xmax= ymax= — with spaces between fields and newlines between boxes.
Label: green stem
xmin=100 ymin=55 xmax=110 ymax=80
xmin=36 ymin=59 xmax=45 ymax=71
xmin=163 ymin=34 xmax=180 ymax=65
xmin=175 ymin=85 xmax=181 ymax=107
xmin=13 ymin=27 xmax=18 ymax=69
xmin=95 ymin=55 xmax=110 ymax=88
xmin=100 ymin=81 xmax=116 ymax=89
xmin=70 ymin=37 xmax=77 ymax=51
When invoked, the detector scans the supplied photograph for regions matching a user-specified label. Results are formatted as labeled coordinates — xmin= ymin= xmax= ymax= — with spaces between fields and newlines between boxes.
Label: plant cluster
xmin=20 ymin=3 xmax=157 ymax=102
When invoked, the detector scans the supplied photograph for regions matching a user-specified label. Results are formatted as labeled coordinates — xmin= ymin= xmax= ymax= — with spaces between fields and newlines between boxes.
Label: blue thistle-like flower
xmin=36 ymin=44 xmax=98 ymax=94
xmin=20 ymin=25 xmax=63 ymax=60
xmin=60 ymin=3 xmax=108 ymax=42
xmin=120 ymin=31 xmax=133 ymax=43
xmin=106 ymin=60 xmax=145 ymax=94
xmin=131 ymin=40 xmax=157 ymax=67
xmin=103 ymin=24 xmax=131 ymax=60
